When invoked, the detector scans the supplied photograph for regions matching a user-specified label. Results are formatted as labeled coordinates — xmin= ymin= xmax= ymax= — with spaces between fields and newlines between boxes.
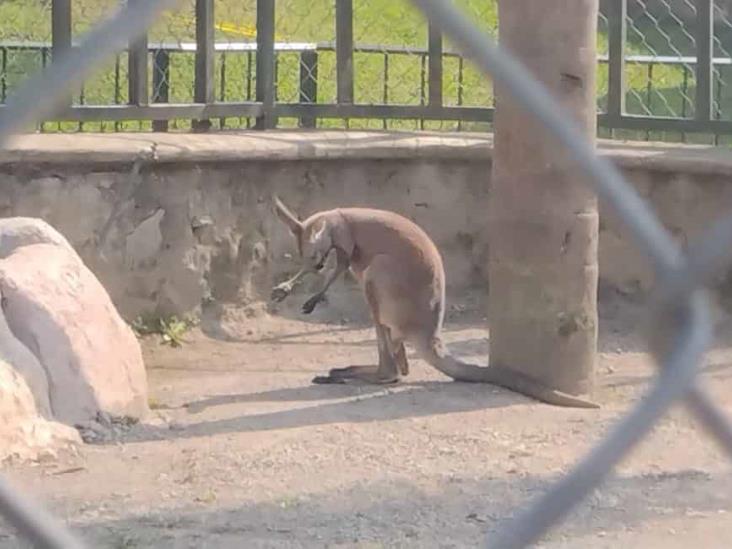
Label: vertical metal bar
xmin=299 ymin=50 xmax=318 ymax=128
xmin=78 ymin=82 xmax=85 ymax=132
xmin=420 ymin=53 xmax=426 ymax=130
xmin=193 ymin=0 xmax=214 ymax=132
xmin=682 ymin=65 xmax=689 ymax=118
xmin=52 ymin=0 xmax=72 ymax=111
xmin=127 ymin=0 xmax=148 ymax=106
xmin=715 ymin=68 xmax=722 ymax=120
xmin=114 ymin=53 xmax=121 ymax=132
xmin=40 ymin=48 xmax=49 ymax=132
xmin=219 ymin=51 xmax=227 ymax=128
xmin=695 ymin=0 xmax=714 ymax=122
xmin=51 ymin=0 xmax=72 ymax=58
xmin=127 ymin=0 xmax=149 ymax=108
xmin=152 ymin=49 xmax=170 ymax=132
xmin=246 ymin=50 xmax=253 ymax=100
xmin=457 ymin=55 xmax=464 ymax=131
xmin=383 ymin=53 xmax=389 ymax=129
xmin=646 ymin=63 xmax=653 ymax=140
xmin=336 ymin=0 xmax=354 ymax=104
xmin=1 ymin=48 xmax=6 ymax=103
xmin=255 ymin=0 xmax=276 ymax=129
xmin=246 ymin=50 xmax=253 ymax=128
xmin=428 ymin=22 xmax=443 ymax=108
xmin=714 ymin=68 xmax=722 ymax=144
xmin=607 ymin=0 xmax=627 ymax=119
xmin=274 ymin=54 xmax=280 ymax=101
xmin=682 ymin=64 xmax=689 ymax=142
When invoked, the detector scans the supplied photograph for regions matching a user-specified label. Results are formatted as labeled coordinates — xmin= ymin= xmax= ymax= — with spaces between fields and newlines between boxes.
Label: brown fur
xmin=271 ymin=197 xmax=598 ymax=408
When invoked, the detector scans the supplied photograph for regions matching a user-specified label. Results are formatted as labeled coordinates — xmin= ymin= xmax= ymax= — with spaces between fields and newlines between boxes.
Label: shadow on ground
xmin=46 ymin=468 xmax=732 ymax=548
xmin=128 ymin=380 xmax=525 ymax=443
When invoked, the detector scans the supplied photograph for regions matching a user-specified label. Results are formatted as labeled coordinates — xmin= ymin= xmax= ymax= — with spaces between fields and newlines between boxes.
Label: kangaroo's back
xmin=337 ymin=207 xmax=446 ymax=334
xmin=337 ymin=208 xmax=444 ymax=275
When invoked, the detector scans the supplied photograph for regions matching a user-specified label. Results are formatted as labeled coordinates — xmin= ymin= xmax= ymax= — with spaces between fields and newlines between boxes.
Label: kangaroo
xmin=270 ymin=196 xmax=598 ymax=409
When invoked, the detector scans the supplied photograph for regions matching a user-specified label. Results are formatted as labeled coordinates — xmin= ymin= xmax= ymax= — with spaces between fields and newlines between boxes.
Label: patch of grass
xmin=131 ymin=313 xmax=199 ymax=348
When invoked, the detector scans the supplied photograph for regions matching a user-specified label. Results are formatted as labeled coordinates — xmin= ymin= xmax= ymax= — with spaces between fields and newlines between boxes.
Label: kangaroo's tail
xmin=417 ymin=337 xmax=599 ymax=409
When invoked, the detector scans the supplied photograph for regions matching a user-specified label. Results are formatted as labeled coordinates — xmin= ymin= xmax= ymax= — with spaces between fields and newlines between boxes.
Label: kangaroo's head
xmin=274 ymin=196 xmax=351 ymax=272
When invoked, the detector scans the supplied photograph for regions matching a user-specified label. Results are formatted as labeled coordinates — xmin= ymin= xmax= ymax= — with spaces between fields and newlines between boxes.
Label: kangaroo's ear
xmin=309 ymin=217 xmax=328 ymax=243
xmin=273 ymin=195 xmax=303 ymax=236
xmin=331 ymin=213 xmax=354 ymax=257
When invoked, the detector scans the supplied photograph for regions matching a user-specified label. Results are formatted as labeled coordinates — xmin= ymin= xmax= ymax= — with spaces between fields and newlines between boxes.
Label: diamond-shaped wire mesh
xmin=713 ymin=1 xmax=732 ymax=121
xmin=70 ymin=1 xmax=125 ymax=132
xmin=3 ymin=1 xmax=732 ymax=549
xmin=625 ymin=0 xmax=697 ymax=122
xmin=147 ymin=0 xmax=196 ymax=131
xmin=212 ymin=0 xmax=257 ymax=129
xmin=350 ymin=0 xmax=426 ymax=130
xmin=437 ymin=0 xmax=497 ymax=131
xmin=274 ymin=0 xmax=335 ymax=128
xmin=0 ymin=1 xmax=730 ymax=138
xmin=598 ymin=9 xmax=610 ymax=114
xmin=0 ymin=1 xmax=52 ymax=129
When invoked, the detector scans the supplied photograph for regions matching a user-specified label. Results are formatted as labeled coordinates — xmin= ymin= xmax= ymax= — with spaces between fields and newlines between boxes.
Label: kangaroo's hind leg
xmin=394 ymin=341 xmax=409 ymax=377
xmin=313 ymin=265 xmax=401 ymax=385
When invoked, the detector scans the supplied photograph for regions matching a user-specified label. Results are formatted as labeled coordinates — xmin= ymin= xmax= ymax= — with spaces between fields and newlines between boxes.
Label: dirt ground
xmin=2 ymin=290 xmax=732 ymax=548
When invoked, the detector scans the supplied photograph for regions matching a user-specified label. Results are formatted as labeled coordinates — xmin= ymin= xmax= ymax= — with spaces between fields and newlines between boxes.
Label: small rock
xmin=88 ymin=421 xmax=107 ymax=436
xmin=79 ymin=430 xmax=98 ymax=444
xmin=35 ymin=449 xmax=57 ymax=462
xmin=466 ymin=512 xmax=486 ymax=524
xmin=96 ymin=411 xmax=112 ymax=428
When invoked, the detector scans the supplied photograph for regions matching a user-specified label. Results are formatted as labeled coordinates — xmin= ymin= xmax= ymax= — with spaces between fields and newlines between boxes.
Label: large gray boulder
xmin=0 ymin=357 xmax=79 ymax=462
xmin=0 ymin=218 xmax=149 ymax=428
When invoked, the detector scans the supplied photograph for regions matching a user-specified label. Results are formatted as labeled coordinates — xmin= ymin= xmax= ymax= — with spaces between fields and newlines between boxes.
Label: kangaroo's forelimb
xmin=302 ymin=249 xmax=350 ymax=314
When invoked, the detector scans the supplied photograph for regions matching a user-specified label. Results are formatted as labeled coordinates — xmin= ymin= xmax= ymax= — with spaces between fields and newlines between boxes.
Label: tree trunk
xmin=489 ymin=0 xmax=599 ymax=397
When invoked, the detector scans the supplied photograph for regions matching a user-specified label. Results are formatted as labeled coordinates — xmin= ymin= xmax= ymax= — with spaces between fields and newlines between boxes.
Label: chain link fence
xmin=351 ymin=0 xmax=426 ymax=130
xmin=603 ymin=0 xmax=732 ymax=143
xmin=1 ymin=0 xmax=732 ymax=548
xmin=2 ymin=1 xmax=732 ymax=139
xmin=212 ymin=0 xmax=256 ymax=129
xmin=0 ymin=0 xmax=52 ymax=132
xmin=147 ymin=0 xmax=196 ymax=131
xmin=273 ymin=0 xmax=335 ymax=128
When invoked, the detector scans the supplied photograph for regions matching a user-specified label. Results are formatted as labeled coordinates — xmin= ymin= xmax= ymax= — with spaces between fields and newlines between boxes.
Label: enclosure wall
xmin=0 ymin=130 xmax=727 ymax=319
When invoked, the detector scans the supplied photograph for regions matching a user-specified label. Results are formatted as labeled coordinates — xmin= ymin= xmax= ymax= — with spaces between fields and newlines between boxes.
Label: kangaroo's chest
xmin=348 ymin=244 xmax=368 ymax=281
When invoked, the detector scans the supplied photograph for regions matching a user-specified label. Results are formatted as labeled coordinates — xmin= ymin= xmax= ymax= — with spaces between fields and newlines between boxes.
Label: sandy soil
xmin=1 ymin=292 xmax=732 ymax=548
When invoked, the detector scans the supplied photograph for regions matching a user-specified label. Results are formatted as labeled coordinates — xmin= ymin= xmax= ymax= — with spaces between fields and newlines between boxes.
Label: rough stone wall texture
xmin=0 ymin=131 xmax=730 ymax=320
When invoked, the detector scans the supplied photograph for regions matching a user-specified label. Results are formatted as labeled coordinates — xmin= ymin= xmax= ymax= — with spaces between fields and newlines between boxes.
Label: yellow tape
xmin=178 ymin=15 xmax=277 ymax=39
xmin=215 ymin=21 xmax=257 ymax=38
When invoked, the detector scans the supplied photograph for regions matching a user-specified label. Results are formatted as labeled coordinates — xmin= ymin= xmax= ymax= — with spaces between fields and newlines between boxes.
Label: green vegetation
xmin=131 ymin=313 xmax=199 ymax=348
xmin=0 ymin=0 xmax=729 ymax=143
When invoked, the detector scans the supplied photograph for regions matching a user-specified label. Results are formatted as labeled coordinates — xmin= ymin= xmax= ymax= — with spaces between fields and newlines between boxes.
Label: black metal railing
xmin=0 ymin=0 xmax=730 ymax=138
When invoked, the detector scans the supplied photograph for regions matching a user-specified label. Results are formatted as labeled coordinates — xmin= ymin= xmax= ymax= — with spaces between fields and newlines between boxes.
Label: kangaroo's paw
xmin=271 ymin=284 xmax=291 ymax=302
xmin=314 ymin=365 xmax=399 ymax=385
xmin=302 ymin=293 xmax=326 ymax=314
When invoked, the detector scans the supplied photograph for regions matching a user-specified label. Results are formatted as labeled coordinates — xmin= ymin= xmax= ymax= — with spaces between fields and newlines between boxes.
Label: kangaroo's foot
xmin=312 ymin=365 xmax=399 ymax=385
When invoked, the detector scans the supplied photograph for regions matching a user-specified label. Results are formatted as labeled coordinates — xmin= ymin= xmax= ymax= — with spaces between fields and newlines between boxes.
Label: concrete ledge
xmin=2 ymin=130 xmax=732 ymax=177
